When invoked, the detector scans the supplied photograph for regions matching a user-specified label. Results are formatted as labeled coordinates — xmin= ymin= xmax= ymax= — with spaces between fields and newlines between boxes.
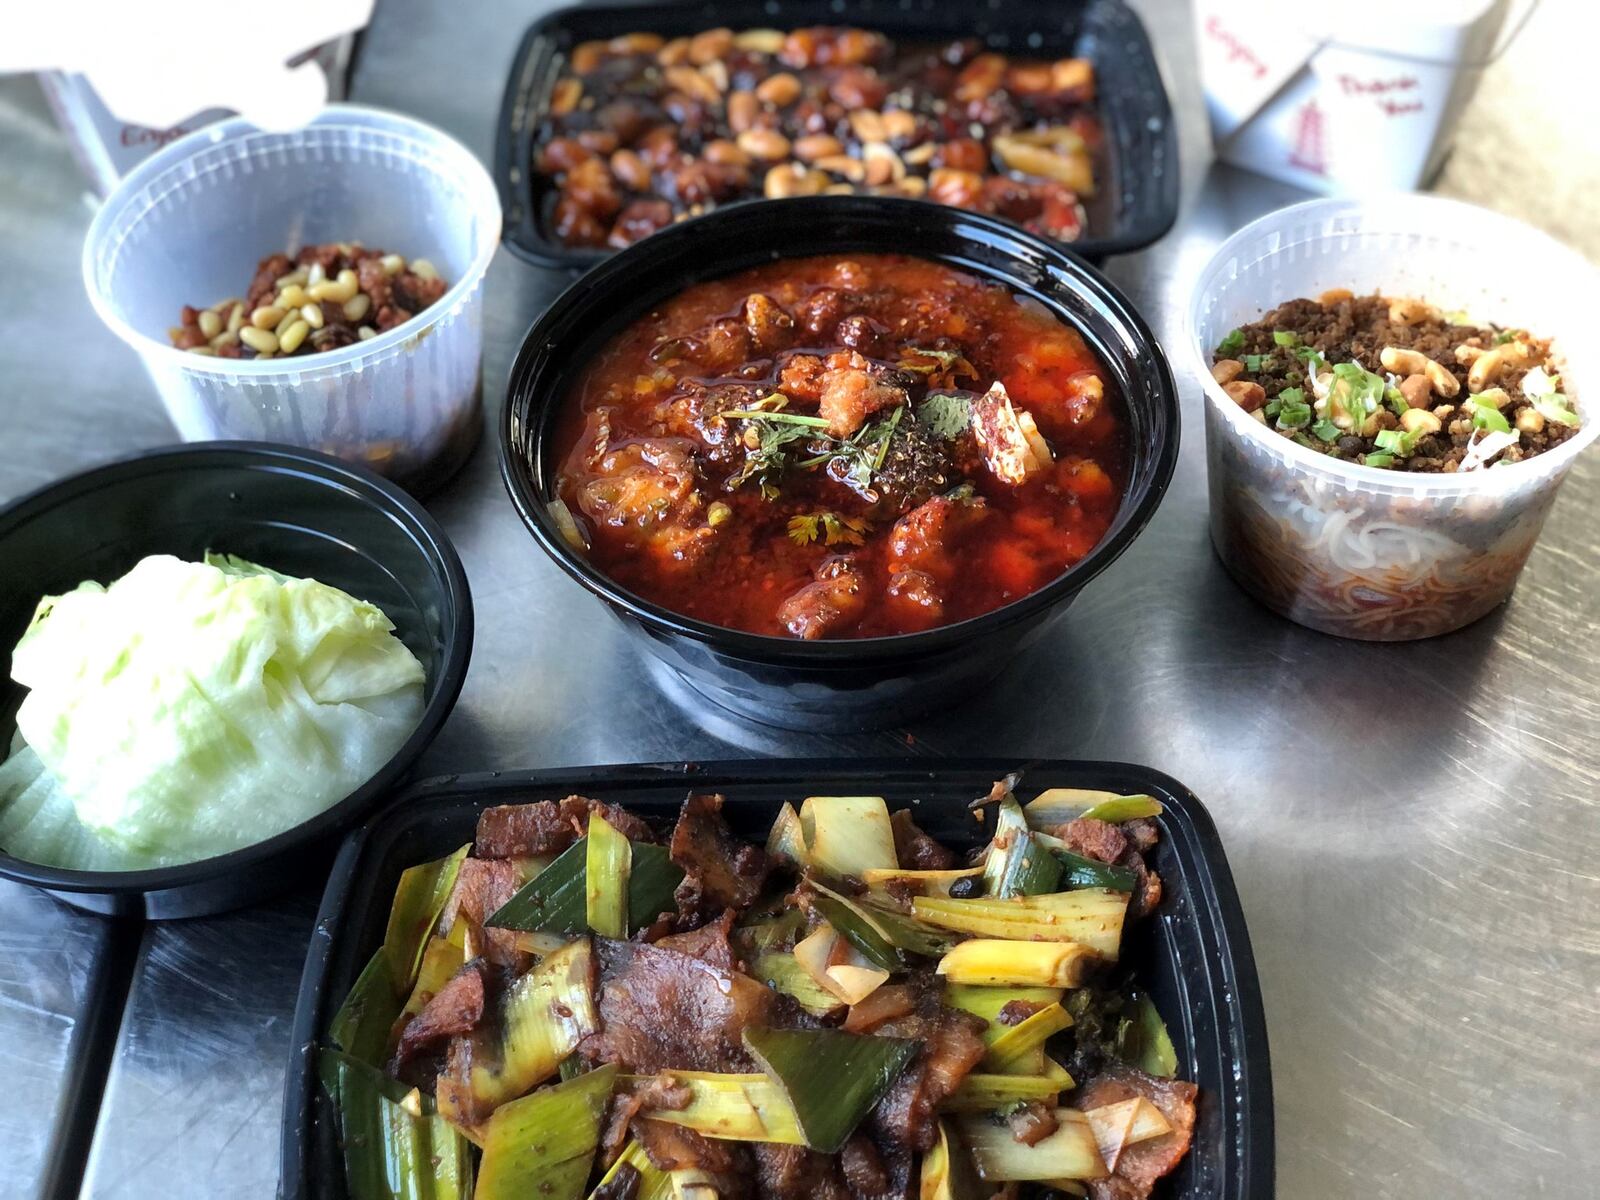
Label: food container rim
xmin=1186 ymin=194 xmax=1600 ymax=496
xmin=279 ymin=756 xmax=1274 ymax=1200
xmin=81 ymin=104 xmax=503 ymax=380
xmin=0 ymin=440 xmax=474 ymax=900
xmin=499 ymin=195 xmax=1180 ymax=661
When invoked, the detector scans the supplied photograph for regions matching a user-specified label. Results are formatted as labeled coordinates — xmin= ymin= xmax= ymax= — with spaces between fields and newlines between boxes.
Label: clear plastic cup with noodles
xmin=1186 ymin=195 xmax=1600 ymax=641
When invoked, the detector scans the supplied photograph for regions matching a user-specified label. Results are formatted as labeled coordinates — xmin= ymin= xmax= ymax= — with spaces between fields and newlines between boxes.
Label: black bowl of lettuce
xmin=0 ymin=442 xmax=472 ymax=919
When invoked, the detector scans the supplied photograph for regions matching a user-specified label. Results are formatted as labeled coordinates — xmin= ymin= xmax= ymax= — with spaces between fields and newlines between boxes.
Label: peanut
xmin=1224 ymin=381 xmax=1266 ymax=412
xmin=1211 ymin=359 xmax=1245 ymax=385
xmin=1400 ymin=408 xmax=1442 ymax=435
xmin=1516 ymin=407 xmax=1546 ymax=434
xmin=793 ymin=134 xmax=844 ymax=162
xmin=755 ymin=72 xmax=802 ymax=107
xmin=737 ymin=129 xmax=791 ymax=161
xmin=1388 ymin=297 xmax=1439 ymax=326
xmin=1398 ymin=375 xmax=1433 ymax=409
xmin=1318 ymin=288 xmax=1354 ymax=305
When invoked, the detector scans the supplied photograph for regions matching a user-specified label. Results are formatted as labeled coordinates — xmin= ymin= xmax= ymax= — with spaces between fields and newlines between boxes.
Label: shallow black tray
xmin=493 ymin=0 xmax=1179 ymax=269
xmin=281 ymin=758 xmax=1271 ymax=1199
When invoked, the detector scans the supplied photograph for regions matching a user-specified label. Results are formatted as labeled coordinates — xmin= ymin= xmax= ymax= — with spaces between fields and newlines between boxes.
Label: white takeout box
xmin=1194 ymin=0 xmax=1521 ymax=193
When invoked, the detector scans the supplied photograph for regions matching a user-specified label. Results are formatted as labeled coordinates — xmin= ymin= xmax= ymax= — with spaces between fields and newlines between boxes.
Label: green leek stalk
xmin=983 ymin=797 xmax=1062 ymax=899
xmin=743 ymin=1027 xmax=917 ymax=1153
xmin=586 ymin=812 xmax=632 ymax=938
xmin=590 ymin=1140 xmax=674 ymax=1200
xmin=487 ymin=837 xmax=682 ymax=934
xmin=475 ymin=1064 xmax=618 ymax=1200
xmin=624 ymin=1070 xmax=807 ymax=1143
xmin=920 ymin=1120 xmax=985 ymax=1200
xmin=736 ymin=908 xmax=806 ymax=955
xmin=940 ymin=1073 xmax=1063 ymax=1113
xmin=1023 ymin=789 xmax=1162 ymax=828
xmin=957 ymin=1109 xmax=1108 ymax=1181
xmin=1123 ymin=994 xmax=1179 ymax=1078
xmin=1030 ymin=842 xmax=1137 ymax=892
xmin=936 ymin=940 xmax=1097 ymax=989
xmin=808 ymin=894 xmax=902 ymax=971
xmin=912 ymin=890 xmax=1129 ymax=958
xmin=798 ymin=796 xmax=898 ymax=877
xmin=384 ymin=844 xmax=471 ymax=988
xmin=330 ymin=950 xmax=403 ymax=1068
xmin=809 ymin=879 xmax=959 ymax=959
xmin=943 ymin=985 xmax=1065 ymax=1037
xmin=320 ymin=1049 xmax=473 ymax=1200
xmin=985 ymin=1003 xmax=1073 ymax=1074
xmin=439 ymin=939 xmax=598 ymax=1126
xmin=753 ymin=952 xmax=846 ymax=1017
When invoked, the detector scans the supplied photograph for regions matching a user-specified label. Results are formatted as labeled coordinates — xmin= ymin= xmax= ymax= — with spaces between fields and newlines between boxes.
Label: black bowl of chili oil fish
xmin=501 ymin=196 xmax=1178 ymax=730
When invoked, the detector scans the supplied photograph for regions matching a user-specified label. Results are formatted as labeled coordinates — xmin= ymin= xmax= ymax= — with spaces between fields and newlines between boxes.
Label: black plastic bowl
xmin=0 ymin=443 xmax=472 ymax=919
xmin=501 ymin=196 xmax=1178 ymax=731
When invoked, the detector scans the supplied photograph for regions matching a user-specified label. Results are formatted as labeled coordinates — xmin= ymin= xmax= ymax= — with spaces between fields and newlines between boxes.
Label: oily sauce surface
xmin=555 ymin=254 xmax=1126 ymax=639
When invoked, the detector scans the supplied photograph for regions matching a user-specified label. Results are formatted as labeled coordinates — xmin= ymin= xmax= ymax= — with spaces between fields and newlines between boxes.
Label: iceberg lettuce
xmin=0 ymin=553 xmax=425 ymax=868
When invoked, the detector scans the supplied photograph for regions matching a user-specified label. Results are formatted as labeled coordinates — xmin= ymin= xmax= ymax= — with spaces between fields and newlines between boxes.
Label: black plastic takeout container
xmin=0 ymin=443 xmax=472 ymax=919
xmin=500 ymin=195 xmax=1180 ymax=731
xmin=493 ymin=0 xmax=1179 ymax=269
xmin=280 ymin=757 xmax=1273 ymax=1200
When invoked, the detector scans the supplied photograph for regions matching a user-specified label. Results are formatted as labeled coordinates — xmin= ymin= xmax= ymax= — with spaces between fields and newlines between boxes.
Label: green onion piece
xmin=957 ymin=1109 xmax=1107 ymax=1181
xmin=754 ymin=952 xmax=845 ymax=1016
xmin=1077 ymin=795 xmax=1163 ymax=823
xmin=1243 ymin=354 xmax=1267 ymax=372
xmin=585 ymin=813 xmax=632 ymax=939
xmin=1274 ymin=388 xmax=1312 ymax=431
xmin=1374 ymin=428 xmax=1421 ymax=458
xmin=1310 ymin=419 xmax=1340 ymax=444
xmin=1120 ymin=994 xmax=1179 ymax=1079
xmin=941 ymin=1073 xmax=1065 ymax=1113
xmin=487 ymin=837 xmax=682 ymax=934
xmin=1362 ymin=452 xmax=1396 ymax=468
xmin=330 ymin=950 xmax=402 ymax=1068
xmin=384 ymin=845 xmax=470 ymax=992
xmin=1050 ymin=850 xmax=1137 ymax=892
xmin=1385 ymin=387 xmax=1410 ymax=417
xmin=986 ymin=1003 xmax=1074 ymax=1074
xmin=1272 ymin=330 xmax=1298 ymax=347
xmin=1216 ymin=329 xmax=1245 ymax=356
xmin=1534 ymin=394 xmax=1580 ymax=426
xmin=320 ymin=1049 xmax=474 ymax=1200
xmin=475 ymin=1064 xmax=618 ymax=1200
xmin=743 ymin=1027 xmax=918 ymax=1153
xmin=922 ymin=1120 xmax=986 ymax=1200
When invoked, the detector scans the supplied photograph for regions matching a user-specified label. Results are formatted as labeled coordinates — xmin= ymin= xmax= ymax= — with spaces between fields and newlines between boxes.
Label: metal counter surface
xmin=0 ymin=1 xmax=1595 ymax=1197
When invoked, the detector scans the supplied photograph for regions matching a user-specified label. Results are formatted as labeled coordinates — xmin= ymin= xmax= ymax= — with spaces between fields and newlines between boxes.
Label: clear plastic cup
xmin=83 ymin=105 xmax=501 ymax=494
xmin=1186 ymin=195 xmax=1600 ymax=640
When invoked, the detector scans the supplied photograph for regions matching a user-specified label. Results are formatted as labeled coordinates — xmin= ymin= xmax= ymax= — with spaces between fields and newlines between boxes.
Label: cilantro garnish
xmin=916 ymin=392 xmax=972 ymax=440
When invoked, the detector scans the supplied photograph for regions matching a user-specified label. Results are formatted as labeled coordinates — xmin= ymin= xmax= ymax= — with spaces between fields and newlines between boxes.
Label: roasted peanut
xmin=1516 ymin=407 xmax=1546 ymax=434
xmin=726 ymin=91 xmax=759 ymax=133
xmin=755 ymin=72 xmax=802 ymax=107
xmin=737 ymin=129 xmax=791 ymax=161
xmin=688 ymin=28 xmax=734 ymax=65
xmin=1387 ymin=297 xmax=1439 ymax=326
xmin=793 ymin=134 xmax=844 ymax=162
xmin=1318 ymin=288 xmax=1354 ymax=305
xmin=1467 ymin=344 xmax=1533 ymax=392
xmin=1223 ymin=381 xmax=1266 ymax=412
xmin=1398 ymin=375 xmax=1434 ymax=409
xmin=862 ymin=143 xmax=904 ymax=186
xmin=1400 ymin=408 xmax=1442 ymax=435
xmin=701 ymin=140 xmax=750 ymax=167
xmin=551 ymin=78 xmax=582 ymax=115
xmin=609 ymin=32 xmax=664 ymax=54
xmin=570 ymin=40 xmax=606 ymax=73
xmin=733 ymin=29 xmax=785 ymax=53
xmin=657 ymin=37 xmax=691 ymax=66
xmin=1211 ymin=359 xmax=1245 ymax=385
xmin=763 ymin=164 xmax=827 ymax=198
xmin=848 ymin=109 xmax=887 ymax=144
xmin=902 ymin=142 xmax=937 ymax=166
xmin=1455 ymin=343 xmax=1486 ymax=364
xmin=611 ymin=149 xmax=653 ymax=190
xmin=814 ymin=155 xmax=866 ymax=182
xmin=881 ymin=109 xmax=917 ymax=140
xmin=665 ymin=66 xmax=720 ymax=104
xmin=1380 ymin=346 xmax=1428 ymax=375
xmin=1051 ymin=57 xmax=1094 ymax=93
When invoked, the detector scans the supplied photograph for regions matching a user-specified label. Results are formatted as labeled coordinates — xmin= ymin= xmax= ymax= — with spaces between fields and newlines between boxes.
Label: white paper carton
xmin=1195 ymin=0 xmax=1518 ymax=192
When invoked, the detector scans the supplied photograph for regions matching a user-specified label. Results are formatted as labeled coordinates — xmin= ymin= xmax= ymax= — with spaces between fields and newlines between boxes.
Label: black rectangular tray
xmin=493 ymin=1 xmax=1180 ymax=269
xmin=280 ymin=759 xmax=1271 ymax=1199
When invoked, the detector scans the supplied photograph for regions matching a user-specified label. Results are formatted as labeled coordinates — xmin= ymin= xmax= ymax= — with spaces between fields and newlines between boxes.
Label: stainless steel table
xmin=1 ymin=1 xmax=1596 ymax=1197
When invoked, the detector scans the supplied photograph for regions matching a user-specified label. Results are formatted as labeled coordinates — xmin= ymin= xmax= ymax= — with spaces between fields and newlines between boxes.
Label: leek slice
xmin=766 ymin=802 xmax=808 ymax=867
xmin=475 ymin=1064 xmax=617 ymax=1200
xmin=936 ymin=940 xmax=1098 ymax=988
xmin=957 ymin=1109 xmax=1108 ymax=1181
xmin=743 ymin=1027 xmax=917 ymax=1153
xmin=487 ymin=837 xmax=683 ymax=934
xmin=753 ymin=952 xmax=846 ymax=1016
xmin=863 ymin=865 xmax=984 ymax=897
xmin=941 ymin=1073 xmax=1062 ymax=1113
xmin=921 ymin=1119 xmax=984 ymax=1200
xmin=983 ymin=796 xmax=1062 ymax=899
xmin=440 ymin=939 xmax=597 ymax=1125
xmin=330 ymin=950 xmax=402 ymax=1068
xmin=943 ymin=985 xmax=1065 ymax=1037
xmin=385 ymin=844 xmax=470 ymax=989
xmin=1083 ymin=1097 xmax=1172 ymax=1173
xmin=1124 ymin=994 xmax=1179 ymax=1078
xmin=810 ymin=880 xmax=960 ymax=959
xmin=585 ymin=812 xmax=632 ymax=938
xmin=808 ymin=894 xmax=902 ymax=970
xmin=590 ymin=1140 xmax=674 ymax=1200
xmin=625 ymin=1070 xmax=806 ymax=1144
xmin=913 ymin=890 xmax=1128 ymax=958
xmin=985 ymin=1003 xmax=1073 ymax=1074
xmin=793 ymin=922 xmax=889 ymax=1004
xmin=736 ymin=908 xmax=806 ymax=955
xmin=1024 ymin=789 xmax=1162 ymax=828
xmin=799 ymin=796 xmax=897 ymax=877
xmin=320 ymin=1049 xmax=473 ymax=1200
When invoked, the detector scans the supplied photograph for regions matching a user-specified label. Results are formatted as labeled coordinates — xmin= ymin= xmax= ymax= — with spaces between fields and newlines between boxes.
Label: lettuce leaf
xmin=1 ymin=553 xmax=424 ymax=867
